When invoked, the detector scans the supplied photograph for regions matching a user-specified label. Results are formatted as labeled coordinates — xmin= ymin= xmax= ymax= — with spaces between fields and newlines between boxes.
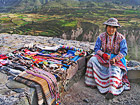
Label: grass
xmin=0 ymin=4 xmax=140 ymax=35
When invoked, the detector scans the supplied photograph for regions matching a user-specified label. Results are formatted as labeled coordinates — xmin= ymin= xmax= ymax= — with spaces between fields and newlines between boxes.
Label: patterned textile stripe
xmin=31 ymin=66 xmax=60 ymax=104
xmin=94 ymin=54 xmax=126 ymax=70
xmin=15 ymin=76 xmax=44 ymax=105
xmin=30 ymin=67 xmax=57 ymax=96
xmin=94 ymin=54 xmax=108 ymax=64
xmin=114 ymin=61 xmax=126 ymax=70
xmin=26 ymin=70 xmax=55 ymax=98
xmin=92 ymin=62 xmax=130 ymax=95
xmin=18 ymin=71 xmax=55 ymax=105
xmin=32 ymin=66 xmax=57 ymax=84
xmin=85 ymin=61 xmax=96 ymax=87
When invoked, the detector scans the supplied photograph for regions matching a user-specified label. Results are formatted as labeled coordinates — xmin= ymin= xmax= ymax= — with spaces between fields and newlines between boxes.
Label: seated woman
xmin=85 ymin=18 xmax=130 ymax=99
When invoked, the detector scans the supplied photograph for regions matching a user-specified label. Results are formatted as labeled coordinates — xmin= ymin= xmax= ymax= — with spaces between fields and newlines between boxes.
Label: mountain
xmin=0 ymin=0 xmax=21 ymax=7
xmin=0 ymin=0 xmax=50 ymax=12
xmin=79 ymin=0 xmax=140 ymax=5
xmin=0 ymin=0 xmax=140 ymax=13
xmin=0 ymin=0 xmax=21 ymax=12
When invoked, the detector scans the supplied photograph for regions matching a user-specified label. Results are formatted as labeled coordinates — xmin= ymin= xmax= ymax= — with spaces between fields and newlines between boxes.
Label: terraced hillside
xmin=0 ymin=1 xmax=140 ymax=60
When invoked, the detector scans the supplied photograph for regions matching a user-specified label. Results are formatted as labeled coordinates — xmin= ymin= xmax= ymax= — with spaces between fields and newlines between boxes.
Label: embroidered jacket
xmin=94 ymin=32 xmax=127 ymax=62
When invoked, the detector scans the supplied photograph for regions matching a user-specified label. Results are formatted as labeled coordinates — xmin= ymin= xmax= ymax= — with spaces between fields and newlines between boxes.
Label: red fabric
xmin=102 ymin=53 xmax=109 ymax=60
xmin=0 ymin=55 xmax=7 ymax=59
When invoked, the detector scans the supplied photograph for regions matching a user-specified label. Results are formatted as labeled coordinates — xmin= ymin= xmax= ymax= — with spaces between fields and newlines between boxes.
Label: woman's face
xmin=106 ymin=25 xmax=117 ymax=36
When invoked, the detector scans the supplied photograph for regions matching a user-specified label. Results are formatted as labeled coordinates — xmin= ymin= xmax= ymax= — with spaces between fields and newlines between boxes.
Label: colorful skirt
xmin=85 ymin=54 xmax=130 ymax=95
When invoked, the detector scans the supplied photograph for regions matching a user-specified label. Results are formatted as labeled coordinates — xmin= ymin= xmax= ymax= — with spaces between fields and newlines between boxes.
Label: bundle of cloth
xmin=0 ymin=44 xmax=87 ymax=105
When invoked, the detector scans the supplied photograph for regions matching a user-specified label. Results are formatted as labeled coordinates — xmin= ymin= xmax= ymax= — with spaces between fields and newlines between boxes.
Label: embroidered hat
xmin=103 ymin=18 xmax=121 ymax=27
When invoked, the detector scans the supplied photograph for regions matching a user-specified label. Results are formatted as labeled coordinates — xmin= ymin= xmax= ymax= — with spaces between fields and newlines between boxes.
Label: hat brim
xmin=103 ymin=22 xmax=121 ymax=27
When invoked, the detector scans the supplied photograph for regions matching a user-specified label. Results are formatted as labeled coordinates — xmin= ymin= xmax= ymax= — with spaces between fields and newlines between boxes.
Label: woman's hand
xmin=110 ymin=58 xmax=116 ymax=65
xmin=102 ymin=53 xmax=110 ymax=60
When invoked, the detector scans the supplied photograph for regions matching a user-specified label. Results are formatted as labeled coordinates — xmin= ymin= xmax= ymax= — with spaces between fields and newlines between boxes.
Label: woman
xmin=85 ymin=18 xmax=130 ymax=99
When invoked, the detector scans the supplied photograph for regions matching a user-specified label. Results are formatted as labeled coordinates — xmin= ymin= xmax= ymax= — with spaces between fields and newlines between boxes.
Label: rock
xmin=83 ymin=98 xmax=89 ymax=103
xmin=0 ymin=86 xmax=11 ymax=95
xmin=12 ymin=88 xmax=25 ymax=93
xmin=6 ymin=80 xmax=27 ymax=89
xmin=0 ymin=72 xmax=8 ymax=84
xmin=127 ymin=60 xmax=140 ymax=67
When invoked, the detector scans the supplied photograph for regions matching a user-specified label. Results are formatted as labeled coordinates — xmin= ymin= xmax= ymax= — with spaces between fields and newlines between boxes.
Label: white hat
xmin=103 ymin=18 xmax=121 ymax=27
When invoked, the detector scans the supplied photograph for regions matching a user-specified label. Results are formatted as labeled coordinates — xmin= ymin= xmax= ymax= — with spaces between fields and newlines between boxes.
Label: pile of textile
xmin=0 ymin=44 xmax=87 ymax=105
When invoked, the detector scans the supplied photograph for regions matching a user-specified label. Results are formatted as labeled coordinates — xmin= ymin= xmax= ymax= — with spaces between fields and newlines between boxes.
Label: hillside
xmin=0 ymin=0 xmax=140 ymax=60
xmin=0 ymin=0 xmax=140 ymax=13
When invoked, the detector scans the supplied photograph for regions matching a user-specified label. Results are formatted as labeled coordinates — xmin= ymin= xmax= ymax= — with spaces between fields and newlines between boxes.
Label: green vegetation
xmin=0 ymin=2 xmax=140 ymax=35
xmin=0 ymin=1 xmax=140 ymax=60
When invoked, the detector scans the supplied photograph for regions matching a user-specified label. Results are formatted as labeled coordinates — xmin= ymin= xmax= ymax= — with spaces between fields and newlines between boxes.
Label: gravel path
xmin=61 ymin=76 xmax=140 ymax=105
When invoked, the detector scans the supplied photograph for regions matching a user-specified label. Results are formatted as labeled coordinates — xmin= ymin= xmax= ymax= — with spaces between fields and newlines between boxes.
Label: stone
xmin=127 ymin=60 xmax=140 ymax=67
xmin=0 ymin=86 xmax=11 ymax=95
xmin=83 ymin=98 xmax=89 ymax=103
xmin=6 ymin=80 xmax=27 ymax=89
xmin=0 ymin=72 xmax=8 ymax=84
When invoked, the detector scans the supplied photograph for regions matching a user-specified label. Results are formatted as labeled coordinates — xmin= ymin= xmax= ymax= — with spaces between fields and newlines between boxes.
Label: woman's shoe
xmin=105 ymin=92 xmax=114 ymax=100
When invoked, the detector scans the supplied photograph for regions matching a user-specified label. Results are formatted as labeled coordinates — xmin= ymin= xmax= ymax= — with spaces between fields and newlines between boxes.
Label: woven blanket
xmin=30 ymin=66 xmax=60 ymax=104
xmin=16 ymin=71 xmax=55 ymax=105
xmin=15 ymin=76 xmax=44 ymax=105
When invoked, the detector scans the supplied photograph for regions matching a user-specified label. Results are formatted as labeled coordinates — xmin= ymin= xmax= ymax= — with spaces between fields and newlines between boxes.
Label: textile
xmin=30 ymin=66 xmax=60 ymax=104
xmin=15 ymin=76 xmax=44 ymax=105
xmin=5 ymin=45 xmax=86 ymax=105
xmin=94 ymin=32 xmax=127 ymax=61
xmin=85 ymin=56 xmax=130 ymax=95
xmin=17 ymin=71 xmax=55 ymax=105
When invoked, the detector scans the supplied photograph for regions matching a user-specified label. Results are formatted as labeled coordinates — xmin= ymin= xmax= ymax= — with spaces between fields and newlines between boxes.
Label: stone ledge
xmin=127 ymin=67 xmax=140 ymax=83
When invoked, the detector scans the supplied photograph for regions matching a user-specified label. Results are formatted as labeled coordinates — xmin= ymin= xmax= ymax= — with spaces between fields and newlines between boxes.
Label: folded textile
xmin=36 ymin=45 xmax=60 ymax=51
xmin=26 ymin=70 xmax=55 ymax=98
xmin=15 ymin=76 xmax=44 ymax=105
xmin=0 ymin=66 xmax=22 ymax=76
xmin=0 ymin=54 xmax=8 ymax=59
xmin=30 ymin=66 xmax=61 ymax=103
xmin=17 ymin=71 xmax=55 ymax=105
xmin=0 ymin=59 xmax=9 ymax=66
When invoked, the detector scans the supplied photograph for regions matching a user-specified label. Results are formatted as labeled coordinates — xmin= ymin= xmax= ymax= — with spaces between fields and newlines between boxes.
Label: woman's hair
xmin=106 ymin=25 xmax=118 ymax=29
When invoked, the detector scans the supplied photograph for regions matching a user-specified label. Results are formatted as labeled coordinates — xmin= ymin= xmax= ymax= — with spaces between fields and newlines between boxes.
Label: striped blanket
xmin=15 ymin=76 xmax=44 ymax=105
xmin=15 ymin=70 xmax=56 ymax=105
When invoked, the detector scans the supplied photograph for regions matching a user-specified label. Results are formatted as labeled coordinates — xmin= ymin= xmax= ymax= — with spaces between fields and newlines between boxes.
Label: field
xmin=0 ymin=5 xmax=140 ymax=36
xmin=0 ymin=4 xmax=140 ymax=60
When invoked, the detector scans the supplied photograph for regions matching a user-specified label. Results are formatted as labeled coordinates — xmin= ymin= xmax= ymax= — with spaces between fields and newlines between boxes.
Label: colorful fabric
xmin=85 ymin=56 xmax=130 ymax=95
xmin=60 ymin=45 xmax=84 ymax=52
xmin=17 ymin=71 xmax=55 ymax=105
xmin=0 ymin=54 xmax=8 ymax=59
xmin=26 ymin=70 xmax=55 ymax=98
xmin=85 ymin=32 xmax=130 ymax=95
xmin=15 ymin=76 xmax=44 ymax=105
xmin=94 ymin=54 xmax=126 ymax=70
xmin=94 ymin=32 xmax=127 ymax=61
xmin=30 ymin=66 xmax=60 ymax=104
xmin=6 ymin=45 xmax=86 ymax=104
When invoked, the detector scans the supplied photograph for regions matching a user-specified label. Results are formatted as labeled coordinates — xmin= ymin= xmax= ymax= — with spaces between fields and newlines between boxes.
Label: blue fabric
xmin=119 ymin=39 xmax=127 ymax=56
xmin=67 ymin=50 xmax=76 ymax=56
xmin=94 ymin=37 xmax=102 ymax=53
xmin=94 ymin=36 xmax=128 ymax=57
xmin=106 ymin=53 xmax=127 ymax=70
xmin=71 ymin=55 xmax=79 ymax=61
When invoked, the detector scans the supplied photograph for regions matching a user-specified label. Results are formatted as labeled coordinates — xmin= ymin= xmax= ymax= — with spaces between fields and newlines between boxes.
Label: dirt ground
xmin=61 ymin=76 xmax=140 ymax=105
